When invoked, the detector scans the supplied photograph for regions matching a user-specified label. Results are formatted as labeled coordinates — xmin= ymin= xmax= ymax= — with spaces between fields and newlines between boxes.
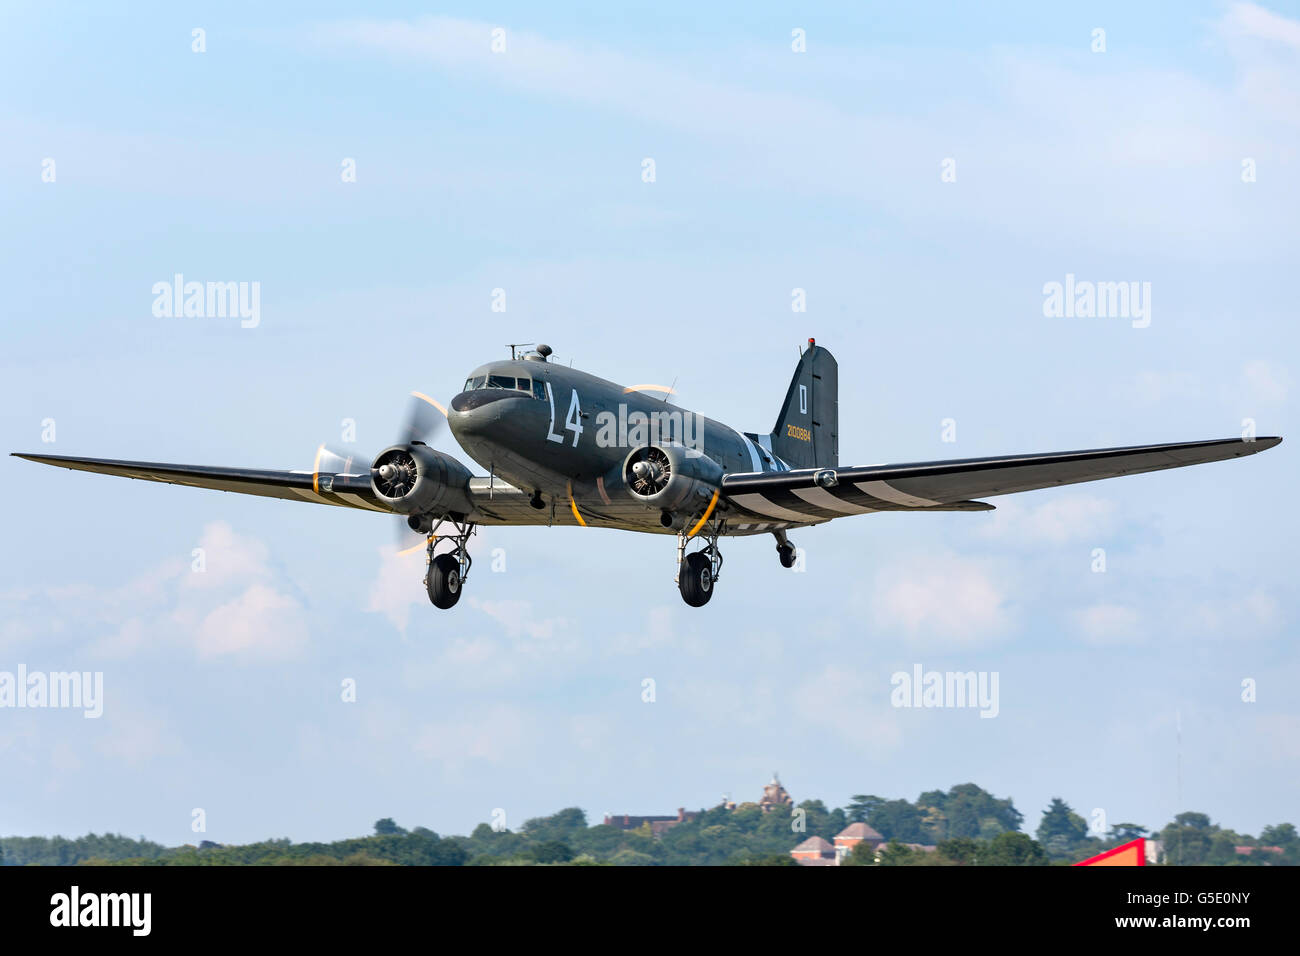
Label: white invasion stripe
xmin=792 ymin=485 xmax=878 ymax=514
xmin=855 ymin=480 xmax=942 ymax=508
xmin=730 ymin=493 xmax=819 ymax=523
xmin=730 ymin=427 xmax=763 ymax=472
xmin=337 ymin=492 xmax=389 ymax=512
xmin=292 ymin=488 xmax=340 ymax=506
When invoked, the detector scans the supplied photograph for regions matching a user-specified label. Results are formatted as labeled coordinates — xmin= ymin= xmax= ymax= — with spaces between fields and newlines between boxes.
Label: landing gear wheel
xmin=778 ymin=543 xmax=796 ymax=568
xmin=679 ymin=551 xmax=714 ymax=607
xmin=427 ymin=552 xmax=463 ymax=609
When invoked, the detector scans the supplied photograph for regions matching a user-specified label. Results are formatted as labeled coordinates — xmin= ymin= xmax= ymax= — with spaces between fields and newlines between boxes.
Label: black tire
xmin=679 ymin=551 xmax=714 ymax=607
xmin=778 ymin=544 xmax=796 ymax=569
xmin=427 ymin=553 xmax=463 ymax=609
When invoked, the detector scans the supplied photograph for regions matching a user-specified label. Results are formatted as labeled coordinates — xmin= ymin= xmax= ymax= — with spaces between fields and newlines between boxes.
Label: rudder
xmin=769 ymin=340 xmax=837 ymax=469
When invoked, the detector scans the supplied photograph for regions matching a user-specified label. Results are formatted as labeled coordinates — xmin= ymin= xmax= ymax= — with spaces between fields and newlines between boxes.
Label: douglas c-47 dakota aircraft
xmin=14 ymin=340 xmax=1282 ymax=609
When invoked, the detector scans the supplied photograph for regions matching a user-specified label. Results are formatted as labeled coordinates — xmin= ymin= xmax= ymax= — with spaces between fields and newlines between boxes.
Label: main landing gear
xmin=424 ymin=517 xmax=476 ymax=609
xmin=676 ymin=521 xmax=724 ymax=607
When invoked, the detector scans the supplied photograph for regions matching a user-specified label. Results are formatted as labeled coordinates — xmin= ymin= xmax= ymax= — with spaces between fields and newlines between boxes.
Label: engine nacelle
xmin=621 ymin=443 xmax=723 ymax=514
xmin=370 ymin=443 xmax=474 ymax=516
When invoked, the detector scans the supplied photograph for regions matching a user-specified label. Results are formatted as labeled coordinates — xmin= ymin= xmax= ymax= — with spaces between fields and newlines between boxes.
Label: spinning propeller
xmin=311 ymin=391 xmax=450 ymax=553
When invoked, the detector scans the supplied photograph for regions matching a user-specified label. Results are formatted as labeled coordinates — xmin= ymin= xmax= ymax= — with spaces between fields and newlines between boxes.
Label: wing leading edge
xmin=720 ymin=436 xmax=1281 ymax=524
xmin=8 ymin=452 xmax=575 ymax=527
xmin=10 ymin=452 xmax=391 ymax=512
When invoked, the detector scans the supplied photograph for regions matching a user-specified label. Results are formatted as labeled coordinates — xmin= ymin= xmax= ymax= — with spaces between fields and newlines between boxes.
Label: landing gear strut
xmin=424 ymin=517 xmax=476 ymax=609
xmin=677 ymin=521 xmax=724 ymax=607
xmin=773 ymin=529 xmax=797 ymax=569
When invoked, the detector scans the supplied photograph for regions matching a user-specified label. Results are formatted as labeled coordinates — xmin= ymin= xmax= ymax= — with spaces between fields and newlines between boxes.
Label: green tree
xmin=979 ymin=832 xmax=1048 ymax=866
xmin=1036 ymin=798 xmax=1088 ymax=859
xmin=917 ymin=784 xmax=1022 ymax=841
xmin=937 ymin=837 xmax=979 ymax=865
xmin=868 ymin=799 xmax=924 ymax=842
xmin=1158 ymin=813 xmax=1216 ymax=866
xmin=877 ymin=839 xmax=916 ymax=866
xmin=373 ymin=818 xmax=406 ymax=836
xmin=529 ymin=840 xmax=573 ymax=864
xmin=841 ymin=841 xmax=878 ymax=866
xmin=847 ymin=794 xmax=885 ymax=823
xmin=1259 ymin=823 xmax=1297 ymax=849
xmin=522 ymin=808 xmax=587 ymax=842
xmin=1107 ymin=823 xmax=1148 ymax=845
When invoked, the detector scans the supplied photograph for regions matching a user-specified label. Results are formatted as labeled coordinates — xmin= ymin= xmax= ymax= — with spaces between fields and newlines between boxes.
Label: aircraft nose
xmin=447 ymin=388 xmax=522 ymax=437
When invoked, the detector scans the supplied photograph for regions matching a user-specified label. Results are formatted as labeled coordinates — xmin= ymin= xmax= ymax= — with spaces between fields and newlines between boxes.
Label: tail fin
xmin=770 ymin=341 xmax=838 ymax=469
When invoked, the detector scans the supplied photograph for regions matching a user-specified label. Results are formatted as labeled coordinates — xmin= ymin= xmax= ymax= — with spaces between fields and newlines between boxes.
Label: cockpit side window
xmin=532 ymin=379 xmax=546 ymax=401
xmin=487 ymin=374 xmax=515 ymax=389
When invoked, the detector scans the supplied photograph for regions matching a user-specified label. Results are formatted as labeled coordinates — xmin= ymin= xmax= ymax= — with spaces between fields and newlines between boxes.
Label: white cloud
xmin=1241 ymin=359 xmax=1289 ymax=404
xmin=1124 ymin=370 xmax=1201 ymax=405
xmin=790 ymin=666 xmax=904 ymax=756
xmin=306 ymin=12 xmax=1300 ymax=258
xmin=471 ymin=597 xmax=569 ymax=642
xmin=1072 ymin=603 xmax=1144 ymax=645
xmin=1224 ymin=2 xmax=1300 ymax=52
xmin=194 ymin=583 xmax=309 ymax=660
xmin=9 ymin=522 xmax=309 ymax=664
xmin=364 ymin=545 xmax=427 ymax=633
xmin=411 ymin=704 xmax=532 ymax=767
xmin=182 ymin=520 xmax=272 ymax=590
xmin=980 ymin=494 xmax=1117 ymax=546
xmin=871 ymin=552 xmax=1013 ymax=648
xmin=1185 ymin=588 xmax=1282 ymax=639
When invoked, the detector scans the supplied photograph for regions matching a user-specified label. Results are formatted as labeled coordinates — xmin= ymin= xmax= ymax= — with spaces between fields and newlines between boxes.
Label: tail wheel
xmin=427 ymin=552 xmax=463 ymax=609
xmin=679 ymin=551 xmax=714 ymax=607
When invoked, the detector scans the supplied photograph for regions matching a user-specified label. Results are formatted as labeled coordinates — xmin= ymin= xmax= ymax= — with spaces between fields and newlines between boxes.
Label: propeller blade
xmin=312 ymin=444 xmax=370 ymax=493
xmin=405 ymin=391 xmax=447 ymax=445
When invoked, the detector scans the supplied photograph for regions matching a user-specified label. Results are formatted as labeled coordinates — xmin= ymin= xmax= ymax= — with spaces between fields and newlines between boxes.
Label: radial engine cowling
xmin=622 ymin=443 xmax=723 ymax=513
xmin=370 ymin=443 xmax=474 ymax=516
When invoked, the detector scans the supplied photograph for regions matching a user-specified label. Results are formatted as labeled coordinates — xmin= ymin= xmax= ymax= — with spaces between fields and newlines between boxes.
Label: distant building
xmin=1145 ymin=839 xmax=1164 ymax=864
xmin=833 ymin=822 xmax=885 ymax=862
xmin=603 ymin=807 xmax=700 ymax=837
xmin=1234 ymin=845 xmax=1282 ymax=857
xmin=604 ymin=774 xmax=792 ymax=840
xmin=791 ymin=836 xmax=837 ymax=865
xmin=793 ymin=824 xmax=935 ymax=866
xmin=759 ymin=773 xmax=794 ymax=812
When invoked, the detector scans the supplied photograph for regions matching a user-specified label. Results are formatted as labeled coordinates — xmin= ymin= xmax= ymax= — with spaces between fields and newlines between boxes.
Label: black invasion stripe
xmin=753 ymin=487 xmax=852 ymax=520
xmin=726 ymin=490 xmax=831 ymax=523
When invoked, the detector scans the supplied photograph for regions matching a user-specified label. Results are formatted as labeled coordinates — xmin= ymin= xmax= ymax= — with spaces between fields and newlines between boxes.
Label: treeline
xmin=3 ymin=783 xmax=1295 ymax=866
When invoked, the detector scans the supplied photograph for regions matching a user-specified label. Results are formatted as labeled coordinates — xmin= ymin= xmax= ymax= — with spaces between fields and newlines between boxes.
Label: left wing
xmin=721 ymin=436 xmax=1281 ymax=524
xmin=9 ymin=452 xmax=581 ymax=527
xmin=11 ymin=452 xmax=392 ymax=512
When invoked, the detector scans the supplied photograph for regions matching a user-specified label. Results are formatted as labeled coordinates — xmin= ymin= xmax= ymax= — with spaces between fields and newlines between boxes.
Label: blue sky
xmin=1 ymin=1 xmax=1296 ymax=846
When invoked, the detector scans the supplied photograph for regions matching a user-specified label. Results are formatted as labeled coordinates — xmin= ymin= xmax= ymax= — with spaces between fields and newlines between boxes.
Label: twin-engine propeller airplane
xmin=14 ymin=340 xmax=1281 ymax=609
